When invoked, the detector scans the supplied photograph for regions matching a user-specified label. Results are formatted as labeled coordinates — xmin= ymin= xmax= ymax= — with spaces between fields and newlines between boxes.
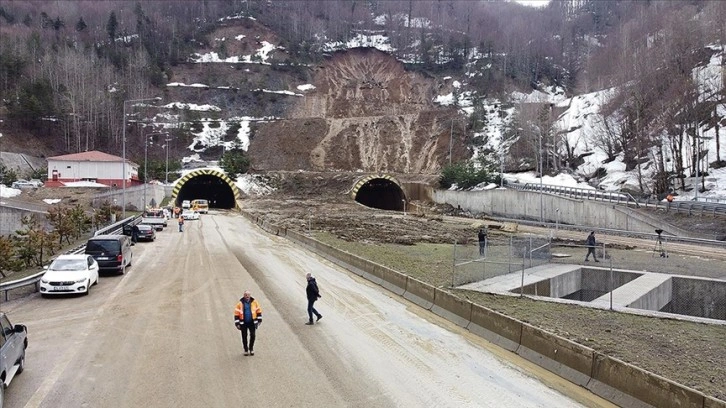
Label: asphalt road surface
xmin=2 ymin=210 xmax=614 ymax=408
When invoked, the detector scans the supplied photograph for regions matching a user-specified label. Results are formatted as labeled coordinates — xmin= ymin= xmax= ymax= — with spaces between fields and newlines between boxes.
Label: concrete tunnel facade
xmin=172 ymin=168 xmax=240 ymax=209
xmin=350 ymin=174 xmax=406 ymax=211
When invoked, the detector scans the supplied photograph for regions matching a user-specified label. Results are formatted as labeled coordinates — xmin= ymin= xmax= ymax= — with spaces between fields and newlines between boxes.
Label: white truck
xmin=0 ymin=311 xmax=28 ymax=407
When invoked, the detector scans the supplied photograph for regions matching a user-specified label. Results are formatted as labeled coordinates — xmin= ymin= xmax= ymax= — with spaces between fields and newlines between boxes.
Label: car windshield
xmin=138 ymin=225 xmax=152 ymax=231
xmin=50 ymin=259 xmax=86 ymax=271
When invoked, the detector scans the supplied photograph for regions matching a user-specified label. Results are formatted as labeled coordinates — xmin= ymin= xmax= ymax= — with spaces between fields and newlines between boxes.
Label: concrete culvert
xmin=354 ymin=178 xmax=406 ymax=211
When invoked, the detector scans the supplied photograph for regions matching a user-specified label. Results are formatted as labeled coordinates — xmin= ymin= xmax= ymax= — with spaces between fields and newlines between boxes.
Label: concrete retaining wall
xmin=240 ymin=207 xmax=723 ymax=408
xmin=432 ymin=189 xmax=684 ymax=235
xmin=0 ymin=205 xmax=51 ymax=235
xmin=91 ymin=184 xmax=168 ymax=210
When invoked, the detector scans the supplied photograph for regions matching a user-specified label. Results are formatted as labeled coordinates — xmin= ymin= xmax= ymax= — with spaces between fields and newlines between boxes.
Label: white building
xmin=46 ymin=150 xmax=139 ymax=187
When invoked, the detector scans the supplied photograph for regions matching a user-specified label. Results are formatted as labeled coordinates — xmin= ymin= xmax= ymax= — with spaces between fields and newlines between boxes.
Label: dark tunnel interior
xmin=175 ymin=175 xmax=236 ymax=209
xmin=354 ymin=179 xmax=405 ymax=211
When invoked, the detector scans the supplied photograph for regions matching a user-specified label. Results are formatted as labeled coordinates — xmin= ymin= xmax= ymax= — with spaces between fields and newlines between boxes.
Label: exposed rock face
xmin=250 ymin=48 xmax=466 ymax=173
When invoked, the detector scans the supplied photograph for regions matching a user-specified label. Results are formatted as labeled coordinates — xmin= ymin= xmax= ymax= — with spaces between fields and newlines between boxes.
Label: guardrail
xmin=508 ymin=182 xmax=726 ymax=218
xmin=507 ymin=182 xmax=641 ymax=207
xmin=638 ymin=197 xmax=726 ymax=218
xmin=0 ymin=216 xmax=140 ymax=301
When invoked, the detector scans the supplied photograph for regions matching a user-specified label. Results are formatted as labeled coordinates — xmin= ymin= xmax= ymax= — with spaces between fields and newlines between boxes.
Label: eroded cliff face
xmin=250 ymin=48 xmax=467 ymax=173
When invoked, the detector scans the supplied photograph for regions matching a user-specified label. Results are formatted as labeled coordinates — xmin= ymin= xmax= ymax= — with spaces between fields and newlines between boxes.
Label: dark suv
xmin=84 ymin=235 xmax=133 ymax=274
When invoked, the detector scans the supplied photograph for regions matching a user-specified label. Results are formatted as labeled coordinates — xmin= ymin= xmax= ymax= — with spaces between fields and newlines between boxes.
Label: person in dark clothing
xmin=585 ymin=231 xmax=599 ymax=262
xmin=131 ymin=224 xmax=140 ymax=243
xmin=234 ymin=290 xmax=263 ymax=356
xmin=305 ymin=272 xmax=323 ymax=325
xmin=478 ymin=228 xmax=488 ymax=256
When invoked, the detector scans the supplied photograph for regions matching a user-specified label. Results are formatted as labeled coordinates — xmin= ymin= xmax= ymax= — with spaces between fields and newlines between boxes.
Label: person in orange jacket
xmin=234 ymin=290 xmax=263 ymax=356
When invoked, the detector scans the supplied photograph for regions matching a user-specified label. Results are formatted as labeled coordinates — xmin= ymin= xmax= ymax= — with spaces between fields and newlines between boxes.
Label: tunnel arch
xmin=172 ymin=169 xmax=240 ymax=209
xmin=350 ymin=174 xmax=406 ymax=211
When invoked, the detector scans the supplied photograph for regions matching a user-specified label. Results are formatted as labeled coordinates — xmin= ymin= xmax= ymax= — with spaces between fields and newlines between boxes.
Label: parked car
xmin=0 ymin=312 xmax=28 ymax=407
xmin=181 ymin=210 xmax=200 ymax=220
xmin=135 ymin=224 xmax=156 ymax=241
xmin=84 ymin=235 xmax=133 ymax=275
xmin=40 ymin=254 xmax=99 ymax=296
xmin=28 ymin=179 xmax=44 ymax=187
xmin=141 ymin=215 xmax=167 ymax=231
xmin=10 ymin=179 xmax=36 ymax=189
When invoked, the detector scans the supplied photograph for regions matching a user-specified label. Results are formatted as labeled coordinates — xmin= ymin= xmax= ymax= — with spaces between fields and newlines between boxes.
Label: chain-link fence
xmin=452 ymin=234 xmax=611 ymax=287
xmin=451 ymin=233 xmax=725 ymax=321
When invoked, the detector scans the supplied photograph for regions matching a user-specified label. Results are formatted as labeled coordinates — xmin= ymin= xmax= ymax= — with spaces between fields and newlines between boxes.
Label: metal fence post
xmin=508 ymin=236 xmax=513 ymax=274
xmin=609 ymin=257 xmax=614 ymax=311
xmin=520 ymin=248 xmax=526 ymax=297
xmin=452 ymin=240 xmax=457 ymax=287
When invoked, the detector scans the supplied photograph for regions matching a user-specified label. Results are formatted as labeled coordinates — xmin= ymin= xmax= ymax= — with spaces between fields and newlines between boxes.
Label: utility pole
xmin=539 ymin=131 xmax=543 ymax=222
xmin=122 ymin=97 xmax=160 ymax=219
xmin=449 ymin=119 xmax=454 ymax=166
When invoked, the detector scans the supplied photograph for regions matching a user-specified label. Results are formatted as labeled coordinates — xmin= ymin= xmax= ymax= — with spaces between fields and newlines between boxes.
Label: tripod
xmin=652 ymin=229 xmax=668 ymax=258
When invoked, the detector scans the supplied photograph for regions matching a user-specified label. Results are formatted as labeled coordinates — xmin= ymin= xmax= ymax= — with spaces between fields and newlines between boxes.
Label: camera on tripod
xmin=653 ymin=229 xmax=667 ymax=258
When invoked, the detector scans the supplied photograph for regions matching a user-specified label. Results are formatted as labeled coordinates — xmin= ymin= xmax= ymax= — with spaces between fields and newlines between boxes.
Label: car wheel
xmin=16 ymin=351 xmax=25 ymax=374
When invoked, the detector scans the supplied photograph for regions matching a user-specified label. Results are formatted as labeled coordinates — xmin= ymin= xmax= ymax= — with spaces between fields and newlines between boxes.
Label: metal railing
xmin=508 ymin=182 xmax=640 ymax=207
xmin=0 ymin=216 xmax=140 ymax=301
xmin=508 ymin=181 xmax=726 ymax=219
xmin=638 ymin=197 xmax=726 ymax=218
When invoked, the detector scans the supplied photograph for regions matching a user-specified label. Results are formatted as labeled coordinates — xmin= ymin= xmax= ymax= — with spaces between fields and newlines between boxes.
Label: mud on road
xmin=241 ymin=173 xmax=726 ymax=402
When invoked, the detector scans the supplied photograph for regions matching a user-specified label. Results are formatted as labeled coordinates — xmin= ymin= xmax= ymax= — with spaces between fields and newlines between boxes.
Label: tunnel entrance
xmin=352 ymin=175 xmax=406 ymax=211
xmin=172 ymin=169 xmax=240 ymax=209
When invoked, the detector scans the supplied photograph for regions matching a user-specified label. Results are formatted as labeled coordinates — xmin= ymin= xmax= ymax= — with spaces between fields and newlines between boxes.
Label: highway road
xmin=2 ymin=210 xmax=614 ymax=407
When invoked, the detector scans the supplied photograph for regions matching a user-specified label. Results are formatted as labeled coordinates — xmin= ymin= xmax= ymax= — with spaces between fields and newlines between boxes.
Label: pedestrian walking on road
xmin=234 ymin=290 xmax=263 ymax=356
xmin=585 ymin=231 xmax=599 ymax=262
xmin=478 ymin=227 xmax=488 ymax=256
xmin=178 ymin=214 xmax=184 ymax=232
xmin=305 ymin=272 xmax=323 ymax=325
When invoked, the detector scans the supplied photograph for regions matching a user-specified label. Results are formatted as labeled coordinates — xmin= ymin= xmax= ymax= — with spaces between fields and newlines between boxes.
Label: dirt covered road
xmin=240 ymin=171 xmax=726 ymax=402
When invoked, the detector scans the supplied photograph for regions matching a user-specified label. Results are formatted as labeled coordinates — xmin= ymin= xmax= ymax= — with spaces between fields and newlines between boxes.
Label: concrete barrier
xmin=468 ymin=304 xmax=522 ymax=352
xmin=431 ymin=288 xmax=472 ymax=327
xmin=705 ymin=396 xmax=726 ymax=408
xmin=378 ymin=265 xmax=407 ymax=296
xmin=403 ymin=277 xmax=435 ymax=310
xmin=516 ymin=323 xmax=594 ymax=387
xmin=587 ymin=353 xmax=706 ymax=408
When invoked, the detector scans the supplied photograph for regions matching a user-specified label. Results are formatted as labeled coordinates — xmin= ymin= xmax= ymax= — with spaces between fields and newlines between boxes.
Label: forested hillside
xmin=0 ymin=0 xmax=724 ymax=196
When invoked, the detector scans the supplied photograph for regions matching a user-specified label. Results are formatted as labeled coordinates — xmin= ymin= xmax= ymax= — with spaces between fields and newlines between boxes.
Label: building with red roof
xmin=46 ymin=150 xmax=140 ymax=187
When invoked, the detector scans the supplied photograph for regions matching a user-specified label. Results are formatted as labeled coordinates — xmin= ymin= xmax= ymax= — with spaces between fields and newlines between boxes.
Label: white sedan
xmin=181 ymin=210 xmax=200 ymax=220
xmin=40 ymin=254 xmax=99 ymax=296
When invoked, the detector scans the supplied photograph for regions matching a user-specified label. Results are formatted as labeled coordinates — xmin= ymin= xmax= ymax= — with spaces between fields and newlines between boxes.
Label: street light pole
xmin=449 ymin=119 xmax=454 ymax=166
xmin=143 ymin=132 xmax=167 ymax=210
xmin=143 ymin=132 xmax=148 ymax=211
xmin=165 ymin=135 xmax=171 ymax=184
xmin=539 ymin=131 xmax=544 ymax=222
xmin=121 ymin=97 xmax=160 ymax=219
